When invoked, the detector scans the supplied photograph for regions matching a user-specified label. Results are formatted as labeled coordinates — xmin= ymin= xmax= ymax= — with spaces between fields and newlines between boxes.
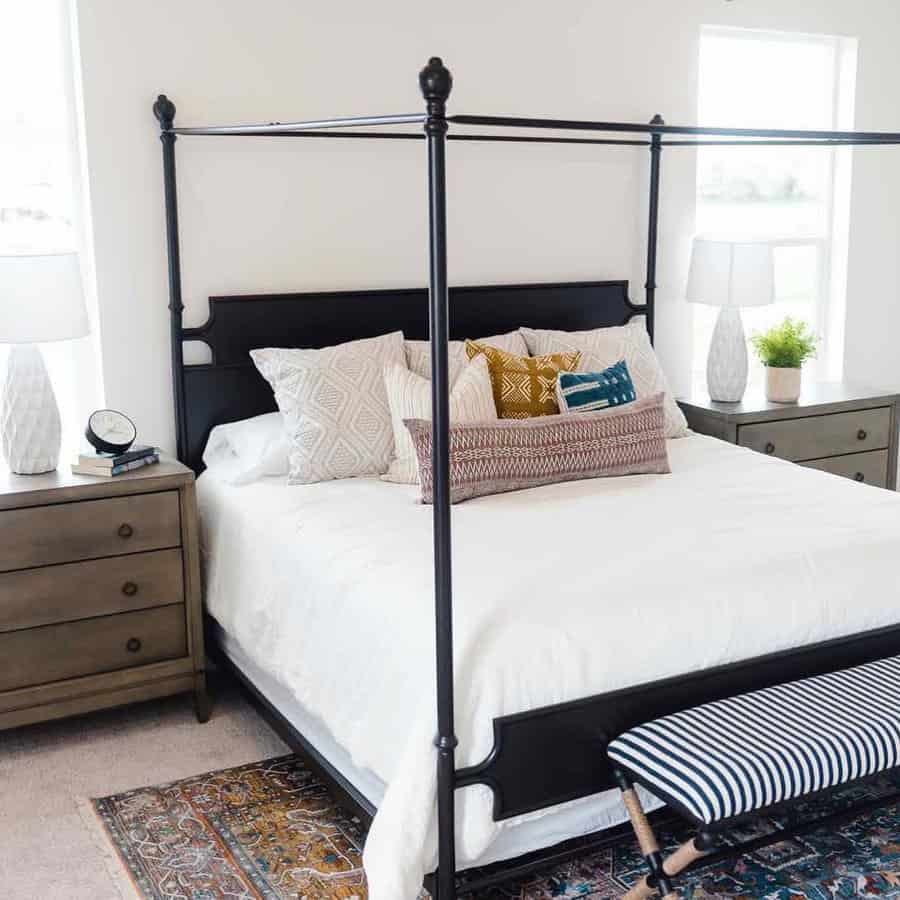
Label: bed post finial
xmin=153 ymin=94 xmax=177 ymax=132
xmin=419 ymin=57 xmax=453 ymax=129
xmin=650 ymin=113 xmax=665 ymax=127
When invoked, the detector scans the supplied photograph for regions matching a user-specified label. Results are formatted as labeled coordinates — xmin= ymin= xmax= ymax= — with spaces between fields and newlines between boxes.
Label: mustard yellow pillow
xmin=465 ymin=340 xmax=582 ymax=419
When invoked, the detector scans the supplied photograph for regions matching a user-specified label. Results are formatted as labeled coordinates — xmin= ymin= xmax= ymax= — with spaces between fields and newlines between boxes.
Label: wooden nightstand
xmin=678 ymin=382 xmax=900 ymax=490
xmin=0 ymin=459 xmax=208 ymax=730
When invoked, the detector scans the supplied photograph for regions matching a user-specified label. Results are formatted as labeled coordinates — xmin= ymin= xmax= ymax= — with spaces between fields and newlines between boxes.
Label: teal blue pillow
xmin=556 ymin=360 xmax=637 ymax=414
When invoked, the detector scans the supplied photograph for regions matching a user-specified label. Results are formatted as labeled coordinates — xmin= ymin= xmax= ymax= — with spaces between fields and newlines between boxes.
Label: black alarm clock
xmin=85 ymin=409 xmax=137 ymax=455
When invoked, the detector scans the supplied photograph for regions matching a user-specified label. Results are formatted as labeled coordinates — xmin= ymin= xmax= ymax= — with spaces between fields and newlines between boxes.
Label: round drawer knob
xmin=121 ymin=581 xmax=138 ymax=597
xmin=118 ymin=523 xmax=134 ymax=539
xmin=765 ymin=442 xmax=776 ymax=455
xmin=857 ymin=429 xmax=868 ymax=441
xmin=126 ymin=637 xmax=142 ymax=653
xmin=855 ymin=472 xmax=866 ymax=482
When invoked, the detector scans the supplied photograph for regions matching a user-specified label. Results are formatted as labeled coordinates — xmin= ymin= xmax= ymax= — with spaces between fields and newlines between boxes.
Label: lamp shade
xmin=686 ymin=238 xmax=775 ymax=309
xmin=0 ymin=251 xmax=89 ymax=343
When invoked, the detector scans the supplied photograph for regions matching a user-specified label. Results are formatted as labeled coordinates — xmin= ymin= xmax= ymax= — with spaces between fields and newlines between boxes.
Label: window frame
xmin=694 ymin=25 xmax=857 ymax=383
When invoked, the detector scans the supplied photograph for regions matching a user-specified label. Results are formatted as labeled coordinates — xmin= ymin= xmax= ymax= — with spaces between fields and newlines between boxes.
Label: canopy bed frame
xmin=153 ymin=58 xmax=900 ymax=898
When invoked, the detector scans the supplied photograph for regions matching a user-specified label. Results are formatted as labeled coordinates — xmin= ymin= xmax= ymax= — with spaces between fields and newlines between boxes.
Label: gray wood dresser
xmin=0 ymin=459 xmax=208 ymax=731
xmin=678 ymin=382 xmax=900 ymax=490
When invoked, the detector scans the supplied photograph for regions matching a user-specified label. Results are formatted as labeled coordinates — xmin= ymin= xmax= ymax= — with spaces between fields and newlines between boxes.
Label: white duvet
xmin=198 ymin=434 xmax=900 ymax=899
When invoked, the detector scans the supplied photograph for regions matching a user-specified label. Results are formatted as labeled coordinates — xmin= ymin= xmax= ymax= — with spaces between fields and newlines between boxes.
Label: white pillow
xmin=520 ymin=322 xmax=689 ymax=438
xmin=202 ymin=412 xmax=290 ymax=484
xmin=251 ymin=331 xmax=406 ymax=484
xmin=404 ymin=330 xmax=529 ymax=384
xmin=382 ymin=354 xmax=497 ymax=484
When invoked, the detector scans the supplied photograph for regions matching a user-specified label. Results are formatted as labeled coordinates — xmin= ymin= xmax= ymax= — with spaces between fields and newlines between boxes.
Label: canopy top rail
xmin=170 ymin=112 xmax=427 ymax=135
xmin=168 ymin=127 xmax=652 ymax=147
xmin=450 ymin=114 xmax=900 ymax=144
xmin=163 ymin=109 xmax=900 ymax=148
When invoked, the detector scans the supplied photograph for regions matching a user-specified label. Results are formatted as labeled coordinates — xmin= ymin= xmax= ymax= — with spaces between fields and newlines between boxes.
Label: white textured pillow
xmin=520 ymin=322 xmax=689 ymax=438
xmin=202 ymin=412 xmax=290 ymax=484
xmin=404 ymin=330 xmax=529 ymax=384
xmin=382 ymin=354 xmax=497 ymax=484
xmin=251 ymin=331 xmax=406 ymax=484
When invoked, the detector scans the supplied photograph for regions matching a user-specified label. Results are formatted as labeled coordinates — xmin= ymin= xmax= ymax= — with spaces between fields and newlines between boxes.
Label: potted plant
xmin=750 ymin=317 xmax=819 ymax=403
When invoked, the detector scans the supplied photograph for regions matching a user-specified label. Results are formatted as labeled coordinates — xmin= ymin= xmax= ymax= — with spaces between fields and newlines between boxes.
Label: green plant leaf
xmin=750 ymin=317 xmax=819 ymax=368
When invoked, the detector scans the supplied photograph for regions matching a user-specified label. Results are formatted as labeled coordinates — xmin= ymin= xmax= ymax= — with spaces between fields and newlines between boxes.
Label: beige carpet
xmin=0 ymin=680 xmax=286 ymax=900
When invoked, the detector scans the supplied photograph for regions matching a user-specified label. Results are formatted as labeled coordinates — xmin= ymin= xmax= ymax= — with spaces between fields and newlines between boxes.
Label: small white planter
xmin=765 ymin=366 xmax=802 ymax=404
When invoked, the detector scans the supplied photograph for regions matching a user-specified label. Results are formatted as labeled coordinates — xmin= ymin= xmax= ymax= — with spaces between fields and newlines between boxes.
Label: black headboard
xmin=179 ymin=279 xmax=644 ymax=473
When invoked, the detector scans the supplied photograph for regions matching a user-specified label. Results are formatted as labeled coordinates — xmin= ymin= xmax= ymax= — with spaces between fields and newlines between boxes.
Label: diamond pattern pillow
xmin=404 ymin=330 xmax=528 ymax=385
xmin=382 ymin=354 xmax=497 ymax=484
xmin=405 ymin=393 xmax=670 ymax=504
xmin=250 ymin=331 xmax=405 ymax=484
xmin=520 ymin=322 xmax=689 ymax=437
xmin=465 ymin=340 xmax=581 ymax=419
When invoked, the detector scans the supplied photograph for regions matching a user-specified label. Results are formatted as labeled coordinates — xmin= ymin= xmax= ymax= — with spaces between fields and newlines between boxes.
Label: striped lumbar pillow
xmin=382 ymin=354 xmax=497 ymax=484
xmin=556 ymin=360 xmax=637 ymax=415
xmin=405 ymin=392 xmax=670 ymax=504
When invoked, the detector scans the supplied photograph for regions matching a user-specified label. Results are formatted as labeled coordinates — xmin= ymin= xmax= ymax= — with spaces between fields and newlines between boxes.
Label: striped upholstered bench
xmin=607 ymin=655 xmax=900 ymax=900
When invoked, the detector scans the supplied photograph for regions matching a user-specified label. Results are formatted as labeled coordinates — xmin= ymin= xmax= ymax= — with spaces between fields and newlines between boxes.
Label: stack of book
xmin=72 ymin=445 xmax=160 ymax=478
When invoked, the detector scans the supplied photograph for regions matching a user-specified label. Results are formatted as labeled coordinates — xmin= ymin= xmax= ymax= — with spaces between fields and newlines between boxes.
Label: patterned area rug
xmin=91 ymin=754 xmax=900 ymax=899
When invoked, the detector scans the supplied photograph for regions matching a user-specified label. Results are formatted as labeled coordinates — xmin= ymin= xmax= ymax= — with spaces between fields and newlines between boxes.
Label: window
xmin=694 ymin=26 xmax=858 ymax=385
xmin=0 ymin=0 xmax=98 ymax=456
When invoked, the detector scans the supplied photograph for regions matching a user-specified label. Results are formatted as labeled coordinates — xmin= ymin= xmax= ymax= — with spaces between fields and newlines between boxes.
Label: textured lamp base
xmin=1 ymin=345 xmax=62 ymax=474
xmin=706 ymin=307 xmax=749 ymax=403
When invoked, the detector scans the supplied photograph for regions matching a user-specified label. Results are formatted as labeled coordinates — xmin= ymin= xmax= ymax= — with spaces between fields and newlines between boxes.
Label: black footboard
xmin=456 ymin=622 xmax=900 ymax=821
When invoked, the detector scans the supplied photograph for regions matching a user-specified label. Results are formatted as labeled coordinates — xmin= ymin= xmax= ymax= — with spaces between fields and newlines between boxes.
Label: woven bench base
xmin=617 ymin=776 xmax=710 ymax=900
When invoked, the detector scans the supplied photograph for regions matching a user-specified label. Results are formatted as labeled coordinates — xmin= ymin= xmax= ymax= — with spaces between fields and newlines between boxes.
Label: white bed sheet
xmin=198 ymin=434 xmax=900 ymax=899
xmin=211 ymin=620 xmax=639 ymax=873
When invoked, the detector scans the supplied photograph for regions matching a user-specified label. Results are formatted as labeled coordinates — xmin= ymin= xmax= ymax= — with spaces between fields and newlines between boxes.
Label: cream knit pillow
xmin=403 ymin=330 xmax=529 ymax=385
xmin=382 ymin=354 xmax=497 ymax=484
xmin=520 ymin=322 xmax=689 ymax=437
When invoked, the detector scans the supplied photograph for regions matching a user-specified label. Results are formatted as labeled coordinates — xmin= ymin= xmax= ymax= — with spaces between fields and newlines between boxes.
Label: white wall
xmin=73 ymin=0 xmax=900 ymax=453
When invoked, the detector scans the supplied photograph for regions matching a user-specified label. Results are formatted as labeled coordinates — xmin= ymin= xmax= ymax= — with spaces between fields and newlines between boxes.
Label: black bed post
xmin=644 ymin=114 xmax=664 ymax=344
xmin=420 ymin=56 xmax=458 ymax=900
xmin=153 ymin=94 xmax=188 ymax=464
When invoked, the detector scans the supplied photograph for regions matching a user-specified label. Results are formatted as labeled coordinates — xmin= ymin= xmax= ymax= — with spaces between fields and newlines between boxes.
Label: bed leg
xmin=193 ymin=672 xmax=211 ymax=723
xmin=616 ymin=769 xmax=680 ymax=900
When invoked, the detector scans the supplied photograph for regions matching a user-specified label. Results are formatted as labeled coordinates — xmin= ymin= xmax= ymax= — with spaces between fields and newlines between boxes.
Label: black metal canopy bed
xmin=153 ymin=58 xmax=900 ymax=898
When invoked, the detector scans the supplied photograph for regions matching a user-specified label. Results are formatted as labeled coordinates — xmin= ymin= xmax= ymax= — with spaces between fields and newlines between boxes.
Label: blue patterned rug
xmin=471 ymin=773 xmax=900 ymax=898
xmin=92 ymin=755 xmax=900 ymax=898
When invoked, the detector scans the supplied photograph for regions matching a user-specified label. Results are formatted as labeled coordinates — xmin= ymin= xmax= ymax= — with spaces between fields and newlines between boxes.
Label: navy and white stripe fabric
xmin=608 ymin=655 xmax=900 ymax=825
xmin=556 ymin=360 xmax=637 ymax=414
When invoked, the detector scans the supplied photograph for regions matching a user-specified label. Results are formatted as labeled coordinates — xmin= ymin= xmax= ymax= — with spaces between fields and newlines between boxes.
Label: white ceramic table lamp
xmin=0 ymin=251 xmax=89 ymax=474
xmin=686 ymin=237 xmax=775 ymax=403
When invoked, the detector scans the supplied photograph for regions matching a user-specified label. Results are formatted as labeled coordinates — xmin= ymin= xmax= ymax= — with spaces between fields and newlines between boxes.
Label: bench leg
xmin=615 ymin=771 xmax=717 ymax=900
xmin=616 ymin=770 xmax=679 ymax=899
xmin=662 ymin=833 xmax=714 ymax=878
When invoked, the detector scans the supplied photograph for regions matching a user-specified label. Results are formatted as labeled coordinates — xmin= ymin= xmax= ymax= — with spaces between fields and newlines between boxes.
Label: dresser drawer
xmin=0 ymin=605 xmax=187 ymax=692
xmin=799 ymin=450 xmax=889 ymax=488
xmin=0 ymin=549 xmax=184 ymax=633
xmin=737 ymin=407 xmax=892 ymax=462
xmin=0 ymin=491 xmax=181 ymax=572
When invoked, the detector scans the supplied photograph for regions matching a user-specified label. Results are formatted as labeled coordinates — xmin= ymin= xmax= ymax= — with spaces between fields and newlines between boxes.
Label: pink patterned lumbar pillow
xmin=404 ymin=393 xmax=670 ymax=504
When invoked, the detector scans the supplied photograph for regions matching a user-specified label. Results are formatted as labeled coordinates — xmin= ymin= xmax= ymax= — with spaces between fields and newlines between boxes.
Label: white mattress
xmin=198 ymin=434 xmax=900 ymax=899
